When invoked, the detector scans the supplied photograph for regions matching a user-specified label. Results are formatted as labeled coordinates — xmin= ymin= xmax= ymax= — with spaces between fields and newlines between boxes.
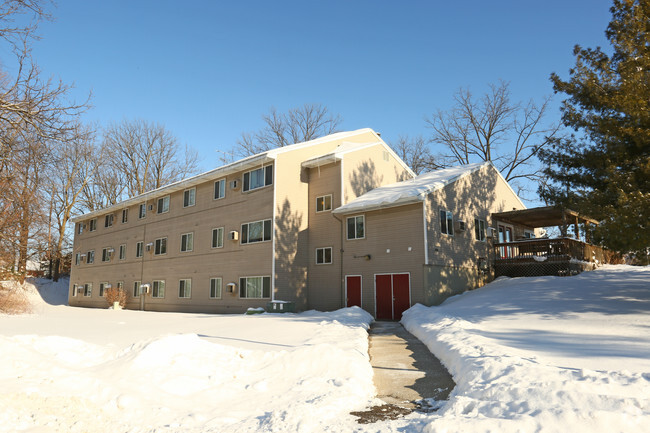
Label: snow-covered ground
xmin=1 ymin=265 xmax=649 ymax=432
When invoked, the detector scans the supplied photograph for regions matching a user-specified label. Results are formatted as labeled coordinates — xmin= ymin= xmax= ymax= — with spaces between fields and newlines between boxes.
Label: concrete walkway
xmin=368 ymin=321 xmax=455 ymax=409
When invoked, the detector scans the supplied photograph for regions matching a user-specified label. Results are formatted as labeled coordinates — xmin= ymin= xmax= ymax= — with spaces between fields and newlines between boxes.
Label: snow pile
xmin=0 ymin=284 xmax=376 ymax=433
xmin=402 ymin=265 xmax=650 ymax=433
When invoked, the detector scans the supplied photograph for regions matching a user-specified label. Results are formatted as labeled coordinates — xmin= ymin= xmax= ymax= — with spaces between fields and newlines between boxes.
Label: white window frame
xmin=99 ymin=282 xmax=108 ymax=297
xmin=119 ymin=244 xmax=126 ymax=260
xmin=136 ymin=241 xmax=144 ymax=258
xmin=89 ymin=218 xmax=97 ymax=232
xmin=210 ymin=277 xmax=222 ymax=299
xmin=133 ymin=280 xmax=141 ymax=297
xmin=346 ymin=215 xmax=365 ymax=240
xmin=72 ymin=284 xmax=78 ymax=297
xmin=239 ymin=276 xmax=271 ymax=299
xmin=241 ymin=219 xmax=272 ymax=244
xmin=316 ymin=194 xmax=332 ymax=213
xmin=152 ymin=280 xmax=165 ymax=298
xmin=180 ymin=232 xmax=194 ymax=252
xmin=116 ymin=281 xmax=124 ymax=290
xmin=178 ymin=278 xmax=192 ymax=299
xmin=154 ymin=237 xmax=167 ymax=255
xmin=139 ymin=203 xmax=147 ymax=219
xmin=316 ymin=247 xmax=333 ymax=265
xmin=157 ymin=195 xmax=170 ymax=214
xmin=104 ymin=214 xmax=114 ymax=228
xmin=74 ymin=253 xmax=81 ymax=266
xmin=77 ymin=223 xmax=83 ymax=235
xmin=440 ymin=209 xmax=454 ymax=236
xmin=101 ymin=247 xmax=111 ymax=262
xmin=83 ymin=283 xmax=92 ymax=297
xmin=212 ymin=227 xmax=224 ymax=249
xmin=474 ymin=218 xmax=487 ymax=242
xmin=122 ymin=208 xmax=128 ymax=223
xmin=242 ymin=165 xmax=273 ymax=192
xmin=214 ymin=179 xmax=226 ymax=200
xmin=87 ymin=250 xmax=95 ymax=264
xmin=183 ymin=188 xmax=196 ymax=208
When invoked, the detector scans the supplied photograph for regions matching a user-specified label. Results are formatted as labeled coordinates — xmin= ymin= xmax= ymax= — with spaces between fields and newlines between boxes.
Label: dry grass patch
xmin=0 ymin=281 xmax=32 ymax=314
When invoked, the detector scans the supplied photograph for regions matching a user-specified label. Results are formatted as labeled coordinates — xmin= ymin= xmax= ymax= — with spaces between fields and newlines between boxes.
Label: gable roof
xmin=333 ymin=161 xmax=518 ymax=215
xmin=71 ymin=128 xmax=387 ymax=223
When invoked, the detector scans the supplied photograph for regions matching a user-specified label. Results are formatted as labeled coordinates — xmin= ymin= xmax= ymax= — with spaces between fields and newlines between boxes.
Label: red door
xmin=346 ymin=276 xmax=362 ymax=308
xmin=375 ymin=273 xmax=411 ymax=320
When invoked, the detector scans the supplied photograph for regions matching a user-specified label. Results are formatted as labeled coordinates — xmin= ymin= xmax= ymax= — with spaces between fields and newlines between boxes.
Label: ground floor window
xmin=152 ymin=280 xmax=165 ymax=298
xmin=72 ymin=284 xmax=78 ymax=296
xmin=210 ymin=277 xmax=222 ymax=299
xmin=474 ymin=218 xmax=486 ymax=241
xmin=84 ymin=283 xmax=92 ymax=297
xmin=133 ymin=280 xmax=141 ymax=297
xmin=178 ymin=279 xmax=191 ymax=298
xmin=239 ymin=276 xmax=271 ymax=299
xmin=99 ymin=282 xmax=108 ymax=297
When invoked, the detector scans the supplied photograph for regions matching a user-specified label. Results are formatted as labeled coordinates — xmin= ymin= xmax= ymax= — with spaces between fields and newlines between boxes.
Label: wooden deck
xmin=494 ymin=238 xmax=615 ymax=277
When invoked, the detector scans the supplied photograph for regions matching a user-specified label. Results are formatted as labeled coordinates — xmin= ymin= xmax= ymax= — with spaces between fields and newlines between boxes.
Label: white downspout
xmin=422 ymin=199 xmax=429 ymax=265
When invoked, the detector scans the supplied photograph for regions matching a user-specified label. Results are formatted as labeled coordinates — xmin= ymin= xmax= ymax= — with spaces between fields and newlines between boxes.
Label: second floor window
xmin=139 ymin=203 xmax=146 ymax=219
xmin=154 ymin=237 xmax=167 ymax=255
xmin=136 ymin=241 xmax=144 ymax=258
xmin=105 ymin=214 xmax=114 ymax=228
xmin=243 ymin=165 xmax=273 ymax=192
xmin=241 ymin=219 xmax=272 ymax=244
xmin=184 ymin=188 xmax=196 ymax=207
xmin=214 ymin=179 xmax=225 ymax=200
xmin=346 ymin=215 xmax=365 ymax=240
xmin=122 ymin=208 xmax=128 ymax=223
xmin=316 ymin=195 xmax=332 ymax=212
xmin=180 ymin=233 xmax=193 ymax=252
xmin=119 ymin=244 xmax=126 ymax=260
xmin=87 ymin=250 xmax=95 ymax=264
xmin=102 ymin=248 xmax=111 ymax=262
xmin=89 ymin=219 xmax=97 ymax=232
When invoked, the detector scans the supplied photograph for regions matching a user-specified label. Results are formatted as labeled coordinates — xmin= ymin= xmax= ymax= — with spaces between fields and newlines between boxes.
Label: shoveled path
xmin=368 ymin=321 xmax=455 ymax=409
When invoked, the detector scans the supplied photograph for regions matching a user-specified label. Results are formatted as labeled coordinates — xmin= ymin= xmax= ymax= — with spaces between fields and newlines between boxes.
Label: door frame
xmin=373 ymin=272 xmax=412 ymax=320
xmin=345 ymin=274 xmax=362 ymax=308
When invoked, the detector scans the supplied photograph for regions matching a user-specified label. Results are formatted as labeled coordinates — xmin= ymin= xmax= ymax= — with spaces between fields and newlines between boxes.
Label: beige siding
xmin=340 ymin=204 xmax=425 ymax=316
xmin=306 ymin=162 xmax=343 ymax=311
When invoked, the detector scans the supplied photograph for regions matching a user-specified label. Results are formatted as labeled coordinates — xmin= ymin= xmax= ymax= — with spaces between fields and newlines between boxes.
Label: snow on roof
xmin=333 ymin=162 xmax=489 ymax=215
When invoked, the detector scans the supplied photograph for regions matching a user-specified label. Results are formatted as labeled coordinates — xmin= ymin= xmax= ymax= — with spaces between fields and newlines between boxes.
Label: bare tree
xmin=234 ymin=104 xmax=342 ymax=157
xmin=102 ymin=119 xmax=199 ymax=199
xmin=389 ymin=134 xmax=440 ymax=175
xmin=425 ymin=81 xmax=559 ymax=186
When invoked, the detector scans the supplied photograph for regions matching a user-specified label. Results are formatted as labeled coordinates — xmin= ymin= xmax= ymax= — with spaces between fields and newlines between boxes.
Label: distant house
xmin=68 ymin=129 xmax=527 ymax=318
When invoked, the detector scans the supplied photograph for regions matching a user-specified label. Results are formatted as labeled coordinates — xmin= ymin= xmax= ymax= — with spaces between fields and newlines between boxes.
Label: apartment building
xmin=69 ymin=129 xmax=413 ymax=313
xmin=69 ymin=129 xmax=527 ymax=318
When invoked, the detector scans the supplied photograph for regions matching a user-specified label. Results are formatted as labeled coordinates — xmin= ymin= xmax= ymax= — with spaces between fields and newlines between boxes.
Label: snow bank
xmin=402 ymin=265 xmax=650 ymax=433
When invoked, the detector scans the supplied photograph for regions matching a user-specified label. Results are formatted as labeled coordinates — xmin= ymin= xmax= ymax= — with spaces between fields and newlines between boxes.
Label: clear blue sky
xmin=29 ymin=0 xmax=612 ymax=176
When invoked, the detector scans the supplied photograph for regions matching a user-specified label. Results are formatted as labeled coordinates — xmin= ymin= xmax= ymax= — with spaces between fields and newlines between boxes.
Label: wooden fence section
xmin=494 ymin=238 xmax=616 ymax=277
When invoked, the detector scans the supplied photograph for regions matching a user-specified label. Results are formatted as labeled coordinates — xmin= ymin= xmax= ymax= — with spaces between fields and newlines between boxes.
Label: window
xmin=474 ymin=218 xmax=487 ymax=242
xmin=117 ymin=281 xmax=124 ymax=290
xmin=152 ymin=280 xmax=165 ymax=298
xmin=241 ymin=219 xmax=272 ymax=244
xmin=119 ymin=244 xmax=126 ymax=260
xmin=239 ymin=276 xmax=271 ymax=299
xmin=524 ymin=231 xmax=535 ymax=239
xmin=104 ymin=214 xmax=114 ymax=228
xmin=316 ymin=195 xmax=332 ymax=212
xmin=122 ymin=208 xmax=128 ymax=223
xmin=87 ymin=250 xmax=95 ymax=264
xmin=210 ymin=277 xmax=222 ymax=299
xmin=139 ymin=203 xmax=146 ymax=219
xmin=75 ymin=253 xmax=81 ymax=266
xmin=83 ymin=283 xmax=92 ymax=297
xmin=243 ymin=165 xmax=273 ymax=192
xmin=184 ymin=188 xmax=196 ymax=207
xmin=180 ymin=233 xmax=193 ymax=252
xmin=214 ymin=179 xmax=225 ymax=200
xmin=136 ymin=241 xmax=144 ymax=258
xmin=99 ymin=282 xmax=108 ymax=297
xmin=212 ymin=227 xmax=224 ymax=248
xmin=346 ymin=215 xmax=365 ymax=240
xmin=154 ymin=237 xmax=167 ymax=255
xmin=316 ymin=247 xmax=332 ymax=264
xmin=77 ymin=223 xmax=83 ymax=235
xmin=102 ymin=248 xmax=111 ymax=262
xmin=157 ymin=196 xmax=170 ymax=214
xmin=178 ymin=279 xmax=191 ymax=298
xmin=89 ymin=219 xmax=97 ymax=232
xmin=440 ymin=210 xmax=454 ymax=235
xmin=133 ymin=280 xmax=141 ymax=297
xmin=72 ymin=284 xmax=78 ymax=297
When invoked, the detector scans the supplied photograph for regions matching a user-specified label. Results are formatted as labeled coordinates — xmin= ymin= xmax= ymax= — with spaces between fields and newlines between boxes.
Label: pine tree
xmin=539 ymin=0 xmax=650 ymax=258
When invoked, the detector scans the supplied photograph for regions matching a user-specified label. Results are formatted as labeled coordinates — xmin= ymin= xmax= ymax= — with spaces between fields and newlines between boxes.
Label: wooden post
xmin=574 ymin=215 xmax=580 ymax=240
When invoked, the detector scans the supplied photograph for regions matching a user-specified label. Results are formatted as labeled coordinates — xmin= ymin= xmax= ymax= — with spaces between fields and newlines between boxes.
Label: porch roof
xmin=492 ymin=206 xmax=599 ymax=228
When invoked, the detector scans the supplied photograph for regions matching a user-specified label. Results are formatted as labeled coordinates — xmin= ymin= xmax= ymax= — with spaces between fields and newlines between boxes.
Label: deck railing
xmin=494 ymin=238 xmax=613 ymax=264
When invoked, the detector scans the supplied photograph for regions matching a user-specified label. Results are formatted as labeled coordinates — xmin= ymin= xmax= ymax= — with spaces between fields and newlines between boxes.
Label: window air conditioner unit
xmin=229 ymin=230 xmax=239 ymax=241
xmin=230 ymin=179 xmax=240 ymax=190
xmin=487 ymin=227 xmax=497 ymax=237
xmin=457 ymin=220 xmax=466 ymax=231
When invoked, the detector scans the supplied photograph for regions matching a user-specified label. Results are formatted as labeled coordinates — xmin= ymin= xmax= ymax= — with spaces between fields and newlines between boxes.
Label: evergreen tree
xmin=539 ymin=0 xmax=650 ymax=257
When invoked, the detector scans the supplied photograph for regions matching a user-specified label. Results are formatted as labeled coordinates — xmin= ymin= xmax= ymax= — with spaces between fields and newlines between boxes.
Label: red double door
xmin=375 ymin=273 xmax=410 ymax=321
